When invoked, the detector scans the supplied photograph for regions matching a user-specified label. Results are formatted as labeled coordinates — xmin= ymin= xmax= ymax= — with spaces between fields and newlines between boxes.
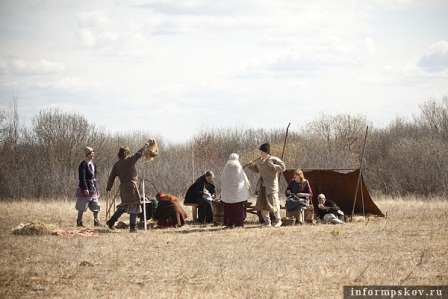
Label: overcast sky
xmin=1 ymin=0 xmax=447 ymax=143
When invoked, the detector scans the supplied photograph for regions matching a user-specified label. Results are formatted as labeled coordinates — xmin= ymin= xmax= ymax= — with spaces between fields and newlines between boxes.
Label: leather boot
xmin=129 ymin=222 xmax=137 ymax=233
xmin=77 ymin=220 xmax=85 ymax=227
xmin=106 ymin=216 xmax=118 ymax=230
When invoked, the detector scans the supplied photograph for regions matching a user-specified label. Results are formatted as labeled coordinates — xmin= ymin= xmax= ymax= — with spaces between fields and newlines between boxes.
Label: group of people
xmin=183 ymin=142 xmax=287 ymax=228
xmin=75 ymin=139 xmax=344 ymax=233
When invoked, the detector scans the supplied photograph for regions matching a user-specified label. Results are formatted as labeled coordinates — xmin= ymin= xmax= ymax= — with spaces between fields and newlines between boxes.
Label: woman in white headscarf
xmin=221 ymin=153 xmax=250 ymax=227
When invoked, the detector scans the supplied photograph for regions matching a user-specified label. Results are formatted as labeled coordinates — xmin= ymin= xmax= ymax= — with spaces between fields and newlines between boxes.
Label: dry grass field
xmin=0 ymin=196 xmax=447 ymax=299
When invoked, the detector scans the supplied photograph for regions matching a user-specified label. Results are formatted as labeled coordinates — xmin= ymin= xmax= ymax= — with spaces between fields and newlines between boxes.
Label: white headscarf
xmin=229 ymin=153 xmax=239 ymax=161
xmin=221 ymin=153 xmax=250 ymax=203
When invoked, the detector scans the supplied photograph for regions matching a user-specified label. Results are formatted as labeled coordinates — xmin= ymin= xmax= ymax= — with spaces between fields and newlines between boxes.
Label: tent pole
xmin=351 ymin=126 xmax=369 ymax=219
xmin=191 ymin=146 xmax=195 ymax=184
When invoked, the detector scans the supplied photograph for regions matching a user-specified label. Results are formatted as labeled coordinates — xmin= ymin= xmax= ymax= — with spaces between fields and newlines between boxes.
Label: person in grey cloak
xmin=105 ymin=138 xmax=158 ymax=232
xmin=247 ymin=142 xmax=286 ymax=227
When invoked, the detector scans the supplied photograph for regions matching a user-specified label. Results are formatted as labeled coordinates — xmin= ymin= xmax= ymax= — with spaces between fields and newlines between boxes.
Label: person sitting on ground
xmin=152 ymin=192 xmax=188 ymax=228
xmin=317 ymin=193 xmax=344 ymax=224
xmin=284 ymin=168 xmax=313 ymax=224
xmin=184 ymin=170 xmax=216 ymax=223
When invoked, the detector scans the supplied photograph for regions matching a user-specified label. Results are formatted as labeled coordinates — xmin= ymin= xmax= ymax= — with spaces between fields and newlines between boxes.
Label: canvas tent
xmin=283 ymin=169 xmax=384 ymax=217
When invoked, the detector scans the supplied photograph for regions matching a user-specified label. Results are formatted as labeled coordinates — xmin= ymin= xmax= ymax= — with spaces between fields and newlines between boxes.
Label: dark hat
xmin=259 ymin=143 xmax=270 ymax=154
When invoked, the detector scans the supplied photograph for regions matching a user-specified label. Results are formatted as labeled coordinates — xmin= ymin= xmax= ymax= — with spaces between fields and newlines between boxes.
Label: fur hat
xmin=259 ymin=143 xmax=270 ymax=154
xmin=84 ymin=146 xmax=94 ymax=157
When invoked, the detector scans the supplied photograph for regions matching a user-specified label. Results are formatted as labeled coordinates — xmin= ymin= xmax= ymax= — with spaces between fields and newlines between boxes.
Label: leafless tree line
xmin=1 ymin=96 xmax=447 ymax=200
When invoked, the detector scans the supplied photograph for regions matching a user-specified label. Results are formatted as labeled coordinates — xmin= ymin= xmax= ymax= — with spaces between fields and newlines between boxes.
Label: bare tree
xmin=0 ymin=97 xmax=25 ymax=198
xmin=415 ymin=96 xmax=448 ymax=141
xmin=302 ymin=113 xmax=369 ymax=169
xmin=31 ymin=109 xmax=99 ymax=197
xmin=2 ymin=98 xmax=448 ymax=200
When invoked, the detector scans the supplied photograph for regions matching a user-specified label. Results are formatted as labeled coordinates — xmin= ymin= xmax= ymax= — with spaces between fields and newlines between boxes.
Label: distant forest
xmin=1 ymin=97 xmax=447 ymax=200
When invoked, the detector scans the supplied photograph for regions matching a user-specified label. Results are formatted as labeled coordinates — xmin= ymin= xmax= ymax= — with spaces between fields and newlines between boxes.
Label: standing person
xmin=247 ymin=143 xmax=286 ymax=227
xmin=75 ymin=146 xmax=102 ymax=227
xmin=221 ymin=153 xmax=250 ymax=228
xmin=285 ymin=169 xmax=313 ymax=224
xmin=105 ymin=139 xmax=158 ymax=232
xmin=184 ymin=170 xmax=216 ymax=223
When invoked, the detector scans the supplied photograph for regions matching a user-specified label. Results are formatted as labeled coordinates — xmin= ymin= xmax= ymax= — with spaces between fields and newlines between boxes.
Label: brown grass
xmin=0 ymin=196 xmax=447 ymax=299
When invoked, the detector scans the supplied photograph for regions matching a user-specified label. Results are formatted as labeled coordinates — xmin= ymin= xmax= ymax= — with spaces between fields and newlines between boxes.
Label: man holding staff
xmin=105 ymin=138 xmax=158 ymax=232
xmin=247 ymin=142 xmax=286 ymax=227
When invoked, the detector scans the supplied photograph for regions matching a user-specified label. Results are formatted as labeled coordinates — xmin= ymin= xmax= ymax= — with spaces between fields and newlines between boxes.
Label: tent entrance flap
xmin=283 ymin=169 xmax=384 ymax=217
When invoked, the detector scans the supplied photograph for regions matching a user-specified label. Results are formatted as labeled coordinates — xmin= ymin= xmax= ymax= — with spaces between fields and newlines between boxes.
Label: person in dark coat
xmin=184 ymin=170 xmax=216 ymax=223
xmin=153 ymin=192 xmax=188 ymax=227
xmin=75 ymin=146 xmax=102 ymax=227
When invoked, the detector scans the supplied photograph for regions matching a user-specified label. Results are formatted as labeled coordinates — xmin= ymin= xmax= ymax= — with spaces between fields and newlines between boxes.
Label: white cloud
xmin=78 ymin=10 xmax=109 ymax=29
xmin=7 ymin=58 xmax=65 ymax=75
xmin=418 ymin=40 xmax=448 ymax=72
xmin=33 ymin=76 xmax=97 ymax=91
xmin=1 ymin=0 xmax=447 ymax=143
xmin=363 ymin=37 xmax=378 ymax=55
xmin=136 ymin=0 xmax=254 ymax=16
xmin=75 ymin=28 xmax=96 ymax=48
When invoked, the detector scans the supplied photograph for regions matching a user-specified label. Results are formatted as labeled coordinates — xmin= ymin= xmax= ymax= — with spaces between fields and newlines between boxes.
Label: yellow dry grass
xmin=0 ymin=196 xmax=447 ymax=299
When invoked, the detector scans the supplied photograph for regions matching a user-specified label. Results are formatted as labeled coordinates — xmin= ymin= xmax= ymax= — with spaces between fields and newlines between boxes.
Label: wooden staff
xmin=106 ymin=187 xmax=119 ymax=220
xmin=351 ymin=126 xmax=369 ymax=219
xmin=243 ymin=157 xmax=261 ymax=169
xmin=141 ymin=177 xmax=147 ymax=230
xmin=281 ymin=122 xmax=291 ymax=160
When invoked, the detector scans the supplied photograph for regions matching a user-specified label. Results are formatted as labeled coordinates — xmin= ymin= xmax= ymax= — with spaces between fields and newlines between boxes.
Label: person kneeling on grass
xmin=317 ymin=193 xmax=344 ymax=224
xmin=152 ymin=192 xmax=188 ymax=228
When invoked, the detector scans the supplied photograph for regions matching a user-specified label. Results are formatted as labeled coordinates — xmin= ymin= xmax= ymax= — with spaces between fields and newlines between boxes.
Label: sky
xmin=0 ymin=0 xmax=447 ymax=143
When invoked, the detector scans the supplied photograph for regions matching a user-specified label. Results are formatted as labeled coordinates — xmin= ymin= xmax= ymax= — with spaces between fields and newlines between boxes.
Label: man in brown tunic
xmin=105 ymin=138 xmax=158 ymax=232
xmin=247 ymin=142 xmax=286 ymax=227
